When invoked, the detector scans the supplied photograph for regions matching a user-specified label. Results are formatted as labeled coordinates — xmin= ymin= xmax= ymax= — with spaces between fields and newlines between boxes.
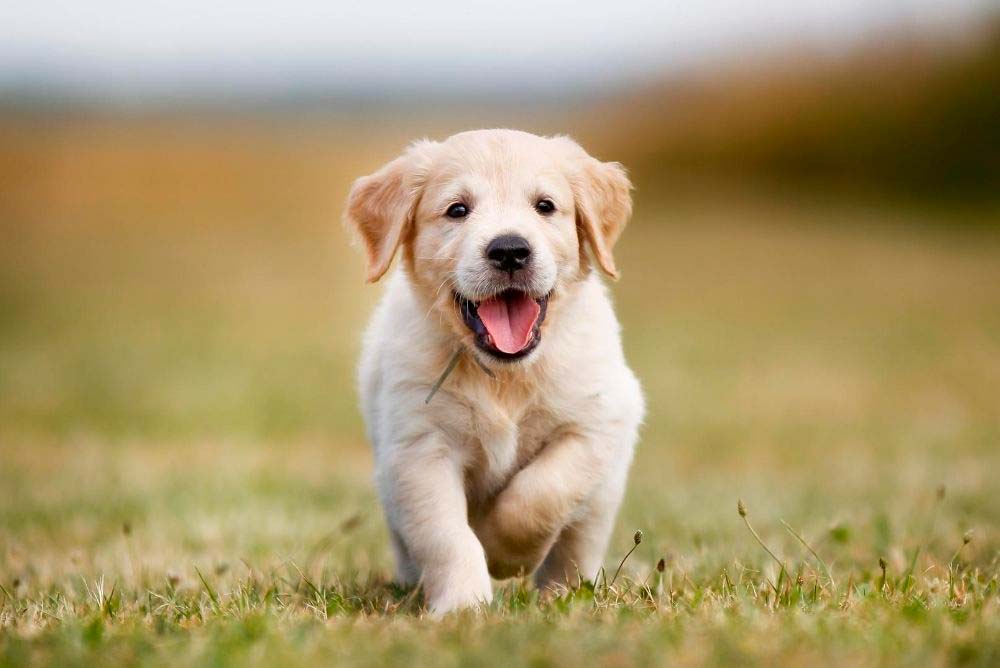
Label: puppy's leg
xmin=473 ymin=432 xmax=612 ymax=579
xmin=379 ymin=433 xmax=492 ymax=615
xmin=534 ymin=458 xmax=630 ymax=590
xmin=387 ymin=527 xmax=419 ymax=586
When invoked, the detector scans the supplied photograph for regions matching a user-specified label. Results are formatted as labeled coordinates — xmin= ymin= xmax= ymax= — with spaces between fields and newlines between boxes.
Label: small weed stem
xmin=610 ymin=530 xmax=643 ymax=587
xmin=738 ymin=500 xmax=786 ymax=581
xmin=780 ymin=519 xmax=836 ymax=590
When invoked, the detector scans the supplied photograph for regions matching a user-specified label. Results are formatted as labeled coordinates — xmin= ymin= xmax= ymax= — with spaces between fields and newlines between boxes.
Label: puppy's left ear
xmin=556 ymin=137 xmax=633 ymax=279
xmin=344 ymin=141 xmax=433 ymax=283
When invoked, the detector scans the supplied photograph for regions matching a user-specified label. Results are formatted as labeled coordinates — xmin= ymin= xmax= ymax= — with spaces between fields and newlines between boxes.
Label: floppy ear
xmin=344 ymin=142 xmax=431 ymax=283
xmin=556 ymin=137 xmax=633 ymax=279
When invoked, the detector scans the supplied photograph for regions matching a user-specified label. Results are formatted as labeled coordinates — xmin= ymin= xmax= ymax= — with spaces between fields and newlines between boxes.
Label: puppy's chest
xmin=463 ymin=399 xmax=560 ymax=503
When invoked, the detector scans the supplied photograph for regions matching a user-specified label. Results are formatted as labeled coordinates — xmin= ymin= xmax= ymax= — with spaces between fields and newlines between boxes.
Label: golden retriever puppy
xmin=345 ymin=129 xmax=644 ymax=615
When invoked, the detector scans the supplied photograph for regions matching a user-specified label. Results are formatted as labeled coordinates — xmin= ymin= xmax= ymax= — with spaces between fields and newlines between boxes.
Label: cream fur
xmin=345 ymin=129 xmax=644 ymax=615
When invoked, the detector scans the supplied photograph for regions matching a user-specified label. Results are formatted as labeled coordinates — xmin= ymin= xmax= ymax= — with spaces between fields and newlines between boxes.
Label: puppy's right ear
xmin=344 ymin=141 xmax=432 ymax=283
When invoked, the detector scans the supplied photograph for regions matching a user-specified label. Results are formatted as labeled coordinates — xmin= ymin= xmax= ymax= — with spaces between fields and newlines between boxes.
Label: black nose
xmin=486 ymin=235 xmax=532 ymax=272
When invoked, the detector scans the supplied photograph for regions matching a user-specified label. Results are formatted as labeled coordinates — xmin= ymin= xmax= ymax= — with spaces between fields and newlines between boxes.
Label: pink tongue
xmin=477 ymin=292 xmax=541 ymax=354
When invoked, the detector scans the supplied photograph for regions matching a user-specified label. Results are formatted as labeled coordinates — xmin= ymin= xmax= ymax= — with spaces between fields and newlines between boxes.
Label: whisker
xmin=422 ymin=275 xmax=455 ymax=323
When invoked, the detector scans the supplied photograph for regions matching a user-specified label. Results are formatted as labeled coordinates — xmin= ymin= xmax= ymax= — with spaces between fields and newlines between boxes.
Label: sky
xmin=0 ymin=0 xmax=991 ymax=100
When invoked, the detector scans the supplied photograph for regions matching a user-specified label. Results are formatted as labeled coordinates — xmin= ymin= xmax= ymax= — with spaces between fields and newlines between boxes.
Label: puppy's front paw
xmin=424 ymin=543 xmax=493 ymax=616
xmin=426 ymin=580 xmax=491 ymax=617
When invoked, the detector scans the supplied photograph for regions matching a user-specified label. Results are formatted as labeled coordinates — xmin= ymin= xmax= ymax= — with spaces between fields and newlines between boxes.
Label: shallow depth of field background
xmin=1 ymin=2 xmax=999 ymax=666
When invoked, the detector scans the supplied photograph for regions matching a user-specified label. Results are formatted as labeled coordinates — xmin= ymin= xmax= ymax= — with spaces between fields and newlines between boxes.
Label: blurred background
xmin=1 ymin=1 xmax=998 ymax=586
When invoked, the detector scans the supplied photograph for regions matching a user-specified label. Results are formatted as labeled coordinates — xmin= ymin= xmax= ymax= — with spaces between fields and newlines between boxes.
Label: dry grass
xmin=1 ymin=120 xmax=998 ymax=666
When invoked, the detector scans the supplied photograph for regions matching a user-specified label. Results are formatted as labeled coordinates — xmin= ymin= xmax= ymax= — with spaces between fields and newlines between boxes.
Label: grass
xmin=1 ymin=120 xmax=999 ymax=666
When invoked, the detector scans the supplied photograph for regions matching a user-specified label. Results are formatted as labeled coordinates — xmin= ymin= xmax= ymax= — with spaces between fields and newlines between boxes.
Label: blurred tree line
xmin=601 ymin=18 xmax=999 ymax=205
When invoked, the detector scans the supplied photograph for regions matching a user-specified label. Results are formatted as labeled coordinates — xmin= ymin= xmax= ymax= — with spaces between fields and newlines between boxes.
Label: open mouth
xmin=456 ymin=289 xmax=549 ymax=361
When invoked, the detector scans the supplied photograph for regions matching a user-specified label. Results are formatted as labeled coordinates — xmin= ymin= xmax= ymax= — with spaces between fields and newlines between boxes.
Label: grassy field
xmin=1 ymin=121 xmax=999 ymax=666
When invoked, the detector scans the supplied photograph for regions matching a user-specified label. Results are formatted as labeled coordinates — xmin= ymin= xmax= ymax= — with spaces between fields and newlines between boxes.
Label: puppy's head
xmin=345 ymin=129 xmax=631 ymax=366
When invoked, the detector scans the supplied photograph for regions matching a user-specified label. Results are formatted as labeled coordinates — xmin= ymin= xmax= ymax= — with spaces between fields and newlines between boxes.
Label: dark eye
xmin=446 ymin=203 xmax=469 ymax=219
xmin=535 ymin=198 xmax=556 ymax=215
